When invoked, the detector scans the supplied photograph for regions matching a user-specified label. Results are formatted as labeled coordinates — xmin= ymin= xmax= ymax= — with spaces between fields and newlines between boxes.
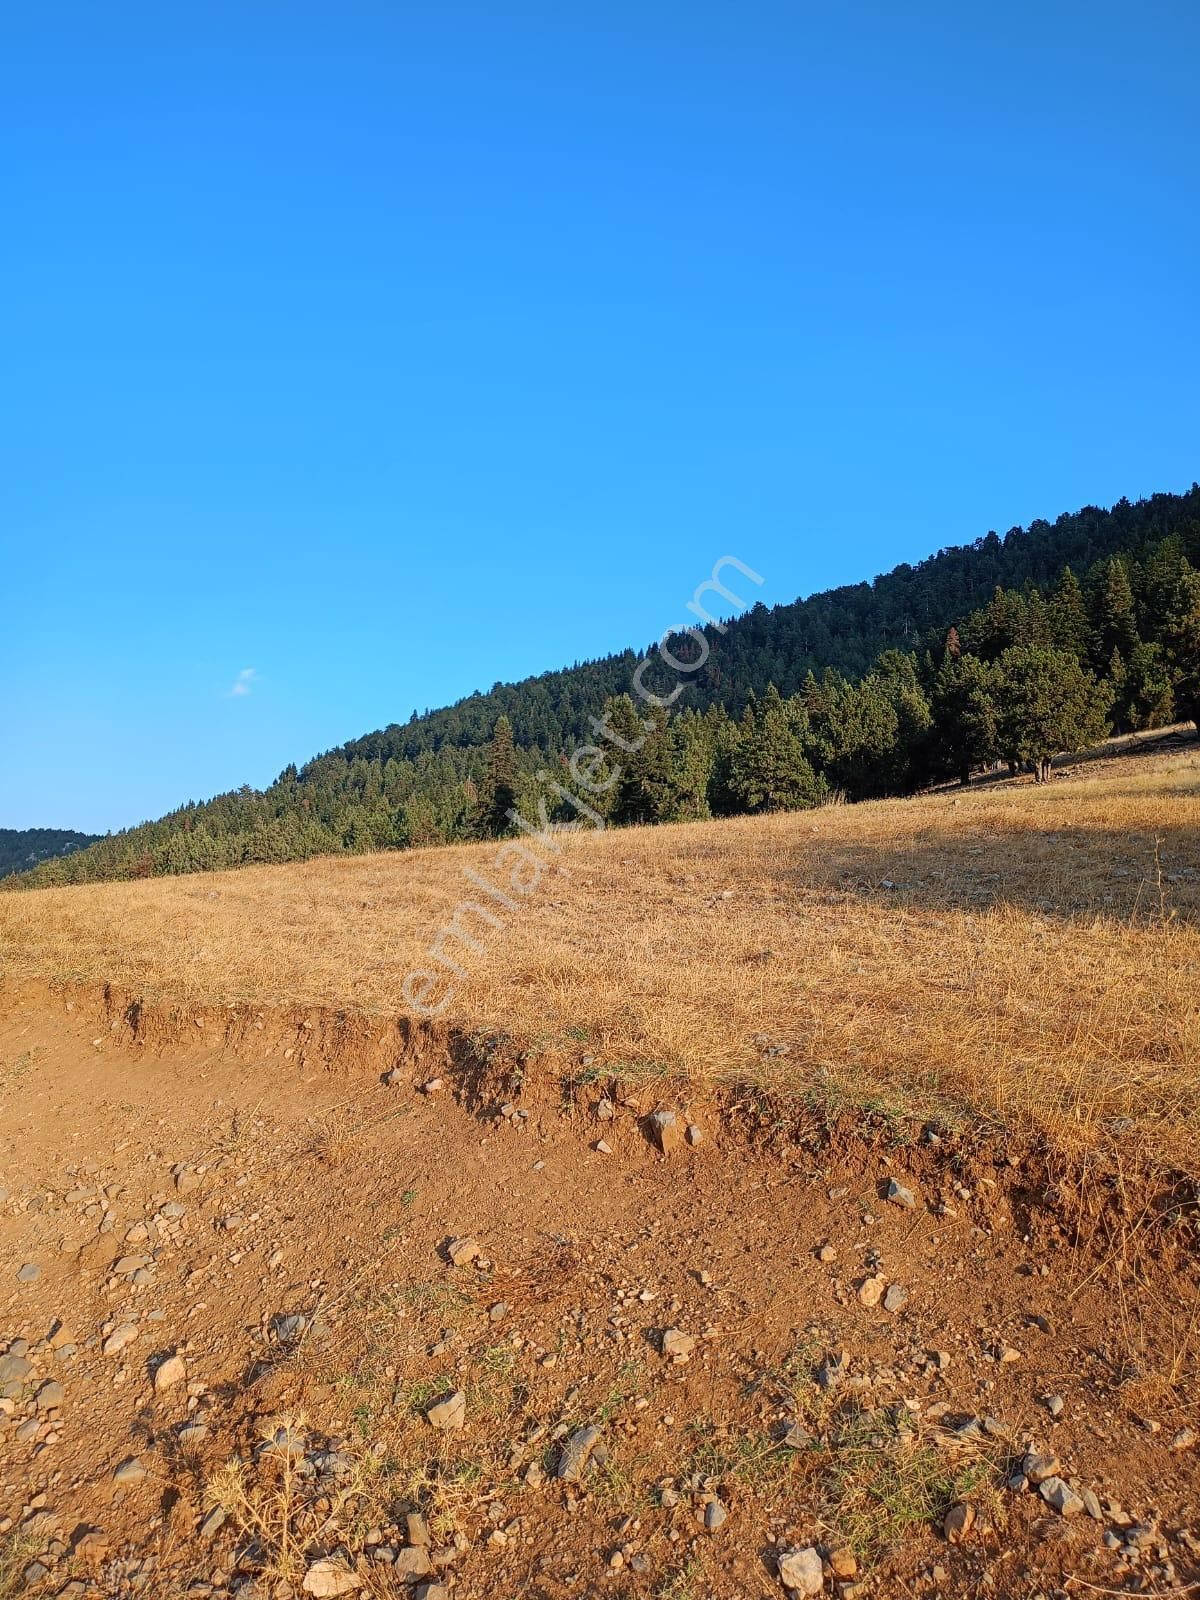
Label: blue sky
xmin=2 ymin=1 xmax=1198 ymax=832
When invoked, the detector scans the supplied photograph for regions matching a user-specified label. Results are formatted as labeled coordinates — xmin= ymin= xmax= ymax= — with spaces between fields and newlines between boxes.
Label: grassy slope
xmin=2 ymin=747 xmax=1198 ymax=1167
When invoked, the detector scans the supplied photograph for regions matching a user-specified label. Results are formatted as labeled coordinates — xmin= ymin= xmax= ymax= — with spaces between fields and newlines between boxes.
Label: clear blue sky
xmin=3 ymin=1 xmax=1198 ymax=833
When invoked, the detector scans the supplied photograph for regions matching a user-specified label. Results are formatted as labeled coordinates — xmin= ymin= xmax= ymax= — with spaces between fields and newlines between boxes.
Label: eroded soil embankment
xmin=0 ymin=982 xmax=1198 ymax=1600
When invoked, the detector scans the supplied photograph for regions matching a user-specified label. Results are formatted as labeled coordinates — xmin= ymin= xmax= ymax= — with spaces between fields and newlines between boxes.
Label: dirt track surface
xmin=1 ymin=989 xmax=1198 ymax=1599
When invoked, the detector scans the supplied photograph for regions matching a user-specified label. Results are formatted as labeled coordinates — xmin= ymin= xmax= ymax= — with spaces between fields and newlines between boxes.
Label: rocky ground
xmin=0 ymin=987 xmax=1197 ymax=1600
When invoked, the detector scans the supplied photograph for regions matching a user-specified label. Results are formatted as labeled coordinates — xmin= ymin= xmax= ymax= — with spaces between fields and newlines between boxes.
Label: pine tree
xmin=930 ymin=653 xmax=998 ymax=783
xmin=727 ymin=685 xmax=825 ymax=813
xmin=1049 ymin=568 xmax=1090 ymax=662
xmin=994 ymin=646 xmax=1112 ymax=782
xmin=1090 ymin=558 xmax=1139 ymax=670
xmin=476 ymin=715 xmax=519 ymax=837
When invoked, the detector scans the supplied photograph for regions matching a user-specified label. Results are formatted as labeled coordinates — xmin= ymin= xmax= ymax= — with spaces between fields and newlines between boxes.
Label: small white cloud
xmin=229 ymin=667 xmax=257 ymax=697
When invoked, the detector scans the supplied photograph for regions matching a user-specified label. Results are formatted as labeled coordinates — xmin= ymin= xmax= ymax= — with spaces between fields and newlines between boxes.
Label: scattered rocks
xmin=425 ymin=1390 xmax=467 ymax=1431
xmin=394 ymin=1548 xmax=434 ymax=1581
xmin=778 ymin=1546 xmax=824 ymax=1594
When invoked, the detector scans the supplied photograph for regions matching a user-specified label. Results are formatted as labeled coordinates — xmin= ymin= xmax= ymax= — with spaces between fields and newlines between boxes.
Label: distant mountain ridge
xmin=11 ymin=483 xmax=1200 ymax=887
xmin=0 ymin=827 xmax=100 ymax=879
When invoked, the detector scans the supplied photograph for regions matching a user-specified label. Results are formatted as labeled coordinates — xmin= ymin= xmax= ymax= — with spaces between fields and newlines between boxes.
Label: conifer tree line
xmin=12 ymin=489 xmax=1200 ymax=887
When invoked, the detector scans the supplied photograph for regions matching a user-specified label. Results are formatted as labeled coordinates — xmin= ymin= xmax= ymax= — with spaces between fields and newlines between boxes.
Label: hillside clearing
xmin=3 ymin=750 xmax=1198 ymax=1169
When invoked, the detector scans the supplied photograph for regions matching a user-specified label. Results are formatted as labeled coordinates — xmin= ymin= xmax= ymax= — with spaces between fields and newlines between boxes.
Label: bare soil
xmin=1 ymin=985 xmax=1197 ymax=1600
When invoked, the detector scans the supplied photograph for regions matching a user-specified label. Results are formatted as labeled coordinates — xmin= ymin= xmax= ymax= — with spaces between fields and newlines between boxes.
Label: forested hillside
xmin=13 ymin=487 xmax=1200 ymax=887
xmin=0 ymin=828 xmax=99 ymax=879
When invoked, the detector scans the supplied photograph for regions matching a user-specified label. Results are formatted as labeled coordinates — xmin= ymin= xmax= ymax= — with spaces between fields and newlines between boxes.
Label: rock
xmin=415 ymin=1587 xmax=449 ymax=1600
xmin=882 ymin=1284 xmax=909 ymax=1313
xmin=23 ymin=1563 xmax=49 ymax=1586
xmin=828 ymin=1549 xmax=856 ymax=1579
xmin=817 ymin=1244 xmax=837 ymax=1263
xmin=35 ymin=1380 xmax=64 ymax=1410
xmin=406 ymin=1513 xmax=431 ymax=1547
xmin=113 ymin=1255 xmax=150 ymax=1276
xmin=885 ymin=1178 xmax=916 ymax=1209
xmin=393 ymin=1548 xmax=434 ymax=1581
xmin=1080 ymin=1486 xmax=1103 ymax=1521
xmin=1044 ymin=1393 xmax=1065 ymax=1418
xmin=778 ymin=1546 xmax=824 ymax=1594
xmin=153 ymin=1354 xmax=187 ymax=1392
xmin=704 ymin=1498 xmax=727 ymax=1530
xmin=1039 ymin=1476 xmax=1085 ymax=1516
xmin=272 ymin=1313 xmax=306 ymax=1343
xmin=488 ymin=1302 xmax=508 ymax=1322
xmin=1022 ymin=1451 xmax=1060 ymax=1485
xmin=661 ymin=1328 xmax=695 ymax=1361
xmin=0 ymin=1353 xmax=32 ymax=1383
xmin=425 ymin=1390 xmax=466 ymax=1431
xmin=198 ymin=1506 xmax=227 ymax=1540
xmin=113 ymin=1457 xmax=146 ymax=1484
xmin=686 ymin=1124 xmax=703 ymax=1147
xmin=782 ymin=1422 xmax=812 ymax=1449
xmin=649 ymin=1110 xmax=682 ymax=1154
xmin=445 ymin=1237 xmax=479 ymax=1267
xmin=102 ymin=1324 xmax=138 ymax=1357
xmin=595 ymin=1140 xmax=612 ymax=1155
xmin=175 ymin=1169 xmax=202 ymax=1193
xmin=596 ymin=1097 xmax=615 ymax=1120
xmin=944 ymin=1502 xmax=975 ymax=1542
xmin=303 ymin=1558 xmax=363 ymax=1595
xmin=556 ymin=1423 xmax=602 ymax=1481
xmin=17 ymin=1263 xmax=40 ymax=1283
xmin=857 ymin=1275 xmax=886 ymax=1308
xmin=1170 ymin=1426 xmax=1197 ymax=1452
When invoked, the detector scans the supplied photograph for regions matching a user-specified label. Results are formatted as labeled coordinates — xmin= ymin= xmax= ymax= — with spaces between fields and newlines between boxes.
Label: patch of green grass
xmin=681 ymin=1422 xmax=802 ymax=1491
xmin=657 ymin=1558 xmax=704 ymax=1600
xmin=824 ymin=1407 xmax=1001 ymax=1562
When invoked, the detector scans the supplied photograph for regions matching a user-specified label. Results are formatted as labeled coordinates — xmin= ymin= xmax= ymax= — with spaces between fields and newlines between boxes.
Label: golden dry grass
xmin=2 ymin=753 xmax=1198 ymax=1164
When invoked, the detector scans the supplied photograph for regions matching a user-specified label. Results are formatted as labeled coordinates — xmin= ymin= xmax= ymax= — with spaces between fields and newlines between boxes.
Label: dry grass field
xmin=3 ymin=746 xmax=1198 ymax=1170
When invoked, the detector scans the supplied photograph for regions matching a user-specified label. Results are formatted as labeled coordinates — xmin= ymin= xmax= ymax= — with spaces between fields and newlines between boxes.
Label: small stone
xmin=199 ymin=1506 xmax=227 ymax=1540
xmin=1080 ymin=1486 xmax=1103 ymax=1520
xmin=446 ymin=1237 xmax=479 ymax=1267
xmin=883 ymin=1284 xmax=909 ymax=1313
xmin=649 ymin=1110 xmax=682 ymax=1154
xmin=704 ymin=1498 xmax=727 ymax=1531
xmin=415 ymin=1587 xmax=449 ymax=1600
xmin=686 ymin=1124 xmax=703 ymax=1147
xmin=393 ymin=1548 xmax=434 ymax=1581
xmin=817 ymin=1244 xmax=837 ymax=1263
xmin=1170 ymin=1426 xmax=1197 ymax=1452
xmin=1039 ymin=1476 xmax=1085 ymax=1516
xmin=778 ymin=1546 xmax=824 ymax=1594
xmin=596 ymin=1098 xmax=615 ymax=1120
xmin=302 ymin=1557 xmax=363 ymax=1595
xmin=113 ymin=1255 xmax=150 ymax=1276
xmin=828 ymin=1549 xmax=857 ymax=1579
xmin=885 ymin=1178 xmax=916 ymax=1209
xmin=154 ymin=1354 xmax=187 ymax=1392
xmin=36 ymin=1380 xmax=65 ymax=1410
xmin=595 ymin=1140 xmax=612 ymax=1155
xmin=489 ymin=1302 xmax=508 ymax=1322
xmin=113 ymin=1456 xmax=146 ymax=1484
xmin=944 ymin=1502 xmax=975 ymax=1542
xmin=1022 ymin=1451 xmax=1060 ymax=1485
xmin=557 ymin=1423 xmax=602 ymax=1481
xmin=661 ymin=1328 xmax=695 ymax=1361
xmin=425 ymin=1390 xmax=466 ymax=1431
xmin=406 ymin=1513 xmax=431 ymax=1547
xmin=175 ymin=1169 xmax=202 ymax=1193
xmin=0 ymin=1353 xmax=32 ymax=1382
xmin=782 ymin=1422 xmax=812 ymax=1449
xmin=857 ymin=1275 xmax=886 ymax=1308
xmin=1044 ymin=1393 xmax=1065 ymax=1418
xmin=103 ymin=1324 xmax=139 ymax=1357
xmin=17 ymin=1263 xmax=41 ymax=1283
